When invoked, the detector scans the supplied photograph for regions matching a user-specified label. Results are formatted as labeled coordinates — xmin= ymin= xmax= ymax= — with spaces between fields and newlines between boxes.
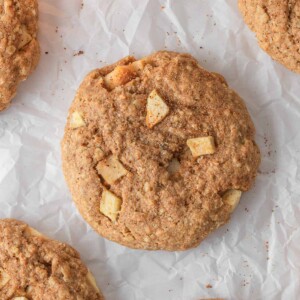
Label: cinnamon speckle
xmin=74 ymin=50 xmax=84 ymax=57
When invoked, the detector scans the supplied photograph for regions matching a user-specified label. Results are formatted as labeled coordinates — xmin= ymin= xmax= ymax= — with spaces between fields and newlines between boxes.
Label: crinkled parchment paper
xmin=0 ymin=0 xmax=299 ymax=299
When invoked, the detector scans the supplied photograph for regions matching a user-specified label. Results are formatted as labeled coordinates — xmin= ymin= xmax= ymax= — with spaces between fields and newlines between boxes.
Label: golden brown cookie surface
xmin=239 ymin=0 xmax=300 ymax=73
xmin=0 ymin=219 xmax=103 ymax=300
xmin=0 ymin=0 xmax=40 ymax=111
xmin=61 ymin=51 xmax=260 ymax=251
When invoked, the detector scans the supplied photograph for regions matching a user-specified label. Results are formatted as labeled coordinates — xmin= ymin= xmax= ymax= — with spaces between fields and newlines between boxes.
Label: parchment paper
xmin=0 ymin=0 xmax=299 ymax=299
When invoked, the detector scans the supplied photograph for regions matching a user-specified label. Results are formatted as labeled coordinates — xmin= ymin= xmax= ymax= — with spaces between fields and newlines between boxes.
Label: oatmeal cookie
xmin=239 ymin=0 xmax=300 ymax=73
xmin=0 ymin=0 xmax=40 ymax=111
xmin=0 ymin=219 xmax=103 ymax=300
xmin=61 ymin=51 xmax=260 ymax=251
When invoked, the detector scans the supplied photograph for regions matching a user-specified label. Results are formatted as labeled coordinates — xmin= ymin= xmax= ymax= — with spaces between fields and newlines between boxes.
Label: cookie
xmin=0 ymin=219 xmax=103 ymax=300
xmin=239 ymin=0 xmax=300 ymax=73
xmin=0 ymin=0 xmax=40 ymax=111
xmin=61 ymin=51 xmax=260 ymax=251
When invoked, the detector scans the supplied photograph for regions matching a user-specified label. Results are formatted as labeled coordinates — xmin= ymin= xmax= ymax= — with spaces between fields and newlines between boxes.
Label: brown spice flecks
xmin=265 ymin=241 xmax=270 ymax=260
xmin=74 ymin=50 xmax=84 ymax=56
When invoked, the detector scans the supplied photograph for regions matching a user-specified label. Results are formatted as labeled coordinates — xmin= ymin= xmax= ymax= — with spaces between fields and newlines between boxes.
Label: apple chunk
xmin=70 ymin=111 xmax=86 ymax=129
xmin=19 ymin=26 xmax=32 ymax=49
xmin=100 ymin=190 xmax=122 ymax=222
xmin=87 ymin=271 xmax=101 ymax=293
xmin=131 ymin=59 xmax=147 ymax=72
xmin=146 ymin=89 xmax=170 ymax=128
xmin=187 ymin=136 xmax=216 ymax=157
xmin=97 ymin=156 xmax=128 ymax=185
xmin=25 ymin=227 xmax=45 ymax=238
xmin=104 ymin=65 xmax=136 ymax=90
xmin=222 ymin=189 xmax=242 ymax=212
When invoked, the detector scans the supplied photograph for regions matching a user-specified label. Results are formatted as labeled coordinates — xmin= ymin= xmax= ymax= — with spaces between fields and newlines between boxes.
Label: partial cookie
xmin=0 ymin=0 xmax=40 ymax=111
xmin=0 ymin=219 xmax=103 ymax=300
xmin=61 ymin=51 xmax=260 ymax=251
xmin=239 ymin=0 xmax=300 ymax=73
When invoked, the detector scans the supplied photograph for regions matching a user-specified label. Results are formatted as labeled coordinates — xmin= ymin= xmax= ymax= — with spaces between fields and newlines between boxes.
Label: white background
xmin=0 ymin=1 xmax=299 ymax=299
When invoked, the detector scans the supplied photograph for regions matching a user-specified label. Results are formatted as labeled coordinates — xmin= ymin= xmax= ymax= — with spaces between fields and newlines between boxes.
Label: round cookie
xmin=239 ymin=0 xmax=300 ymax=73
xmin=0 ymin=219 xmax=103 ymax=300
xmin=0 ymin=0 xmax=40 ymax=111
xmin=61 ymin=51 xmax=260 ymax=251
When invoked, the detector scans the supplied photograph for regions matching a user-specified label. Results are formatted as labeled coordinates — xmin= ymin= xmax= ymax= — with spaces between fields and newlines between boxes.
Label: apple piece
xmin=104 ymin=65 xmax=136 ymax=90
xmin=222 ymin=189 xmax=242 ymax=212
xmin=146 ymin=89 xmax=170 ymax=128
xmin=131 ymin=59 xmax=147 ymax=72
xmin=19 ymin=26 xmax=32 ymax=49
xmin=26 ymin=227 xmax=45 ymax=238
xmin=87 ymin=271 xmax=100 ymax=293
xmin=70 ymin=111 xmax=86 ymax=129
xmin=100 ymin=190 xmax=122 ymax=222
xmin=187 ymin=136 xmax=216 ymax=157
xmin=97 ymin=156 xmax=128 ymax=185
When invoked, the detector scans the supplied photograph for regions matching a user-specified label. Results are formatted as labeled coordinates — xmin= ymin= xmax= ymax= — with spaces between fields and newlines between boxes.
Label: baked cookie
xmin=239 ymin=0 xmax=300 ymax=73
xmin=0 ymin=219 xmax=103 ymax=300
xmin=61 ymin=51 xmax=260 ymax=251
xmin=0 ymin=0 xmax=40 ymax=111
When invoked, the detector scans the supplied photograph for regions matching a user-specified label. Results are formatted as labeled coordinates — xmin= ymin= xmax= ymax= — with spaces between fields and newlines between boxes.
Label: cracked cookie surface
xmin=0 ymin=0 xmax=40 ymax=111
xmin=239 ymin=0 xmax=300 ymax=73
xmin=61 ymin=51 xmax=260 ymax=251
xmin=0 ymin=219 xmax=103 ymax=300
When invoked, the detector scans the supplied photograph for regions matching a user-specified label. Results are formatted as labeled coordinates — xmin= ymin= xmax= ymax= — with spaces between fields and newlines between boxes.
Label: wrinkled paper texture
xmin=0 ymin=0 xmax=299 ymax=299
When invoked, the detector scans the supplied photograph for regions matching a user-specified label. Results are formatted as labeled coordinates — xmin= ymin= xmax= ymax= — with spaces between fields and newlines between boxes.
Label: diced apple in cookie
xmin=100 ymin=190 xmax=122 ymax=222
xmin=97 ymin=155 xmax=128 ymax=185
xmin=25 ymin=227 xmax=45 ymax=238
xmin=187 ymin=136 xmax=216 ymax=157
xmin=146 ymin=89 xmax=170 ymax=128
xmin=87 ymin=271 xmax=100 ymax=293
xmin=19 ymin=26 xmax=32 ymax=49
xmin=70 ymin=111 xmax=86 ymax=129
xmin=12 ymin=297 xmax=28 ymax=300
xmin=131 ymin=59 xmax=147 ymax=72
xmin=104 ymin=65 xmax=137 ymax=90
xmin=0 ymin=268 xmax=10 ymax=288
xmin=222 ymin=189 xmax=242 ymax=212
